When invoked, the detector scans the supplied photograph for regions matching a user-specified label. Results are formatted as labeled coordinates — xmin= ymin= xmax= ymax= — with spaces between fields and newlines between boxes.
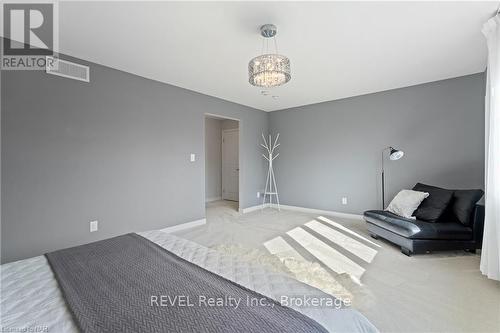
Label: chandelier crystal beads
xmin=248 ymin=24 xmax=291 ymax=88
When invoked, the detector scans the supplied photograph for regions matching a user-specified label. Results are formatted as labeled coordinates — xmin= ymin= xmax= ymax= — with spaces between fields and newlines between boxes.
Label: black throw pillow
xmin=412 ymin=183 xmax=454 ymax=222
xmin=451 ymin=189 xmax=484 ymax=226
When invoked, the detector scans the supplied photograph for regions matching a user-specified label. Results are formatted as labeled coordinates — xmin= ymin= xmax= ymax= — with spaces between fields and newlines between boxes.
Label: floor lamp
xmin=381 ymin=146 xmax=404 ymax=209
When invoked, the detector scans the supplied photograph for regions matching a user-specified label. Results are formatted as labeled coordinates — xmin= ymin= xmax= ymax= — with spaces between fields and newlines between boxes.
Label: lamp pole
xmin=381 ymin=148 xmax=387 ymax=210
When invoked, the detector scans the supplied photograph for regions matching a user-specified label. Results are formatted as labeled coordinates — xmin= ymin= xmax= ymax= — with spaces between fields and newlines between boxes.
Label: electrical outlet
xmin=90 ymin=220 xmax=98 ymax=232
xmin=190 ymin=153 xmax=196 ymax=162
xmin=341 ymin=197 xmax=348 ymax=205
xmin=257 ymin=192 xmax=260 ymax=198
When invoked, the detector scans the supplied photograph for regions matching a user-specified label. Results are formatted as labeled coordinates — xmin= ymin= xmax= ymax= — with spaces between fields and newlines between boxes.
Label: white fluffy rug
xmin=213 ymin=243 xmax=353 ymax=301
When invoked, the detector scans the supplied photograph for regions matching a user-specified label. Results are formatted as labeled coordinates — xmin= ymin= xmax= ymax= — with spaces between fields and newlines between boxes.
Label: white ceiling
xmin=56 ymin=1 xmax=497 ymax=112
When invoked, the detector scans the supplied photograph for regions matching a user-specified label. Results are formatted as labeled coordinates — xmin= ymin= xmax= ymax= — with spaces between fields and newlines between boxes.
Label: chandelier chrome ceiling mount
xmin=260 ymin=24 xmax=277 ymax=38
xmin=248 ymin=24 xmax=291 ymax=88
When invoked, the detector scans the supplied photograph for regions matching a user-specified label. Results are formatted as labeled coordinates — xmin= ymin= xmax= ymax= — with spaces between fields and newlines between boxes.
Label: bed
xmin=1 ymin=230 xmax=377 ymax=332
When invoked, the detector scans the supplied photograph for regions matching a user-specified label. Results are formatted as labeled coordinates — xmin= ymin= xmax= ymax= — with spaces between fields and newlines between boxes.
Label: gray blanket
xmin=45 ymin=233 xmax=328 ymax=333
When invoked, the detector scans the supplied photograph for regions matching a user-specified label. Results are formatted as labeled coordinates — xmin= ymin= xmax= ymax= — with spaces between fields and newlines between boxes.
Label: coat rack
xmin=261 ymin=133 xmax=280 ymax=211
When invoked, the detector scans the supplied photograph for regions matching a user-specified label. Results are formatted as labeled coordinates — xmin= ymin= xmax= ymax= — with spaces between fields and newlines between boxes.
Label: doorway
xmin=204 ymin=114 xmax=240 ymax=214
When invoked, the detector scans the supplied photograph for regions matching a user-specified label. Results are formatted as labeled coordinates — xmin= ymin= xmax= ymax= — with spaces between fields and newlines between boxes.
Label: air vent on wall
xmin=46 ymin=57 xmax=90 ymax=82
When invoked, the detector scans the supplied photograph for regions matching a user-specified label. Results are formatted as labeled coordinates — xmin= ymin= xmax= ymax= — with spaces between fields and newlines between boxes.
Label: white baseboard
xmin=160 ymin=218 xmax=206 ymax=233
xmin=280 ymin=204 xmax=363 ymax=219
xmin=205 ymin=196 xmax=222 ymax=203
xmin=242 ymin=203 xmax=362 ymax=220
xmin=242 ymin=204 xmax=266 ymax=214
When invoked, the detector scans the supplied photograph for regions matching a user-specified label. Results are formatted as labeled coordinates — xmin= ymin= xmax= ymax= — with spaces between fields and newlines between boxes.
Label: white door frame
xmin=204 ymin=113 xmax=242 ymax=212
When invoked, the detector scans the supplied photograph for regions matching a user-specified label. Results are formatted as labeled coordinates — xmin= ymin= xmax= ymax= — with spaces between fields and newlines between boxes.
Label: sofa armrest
xmin=472 ymin=204 xmax=485 ymax=248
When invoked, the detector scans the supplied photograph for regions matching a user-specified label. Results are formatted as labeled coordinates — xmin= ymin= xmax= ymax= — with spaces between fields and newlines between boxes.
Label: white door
xmin=222 ymin=129 xmax=239 ymax=201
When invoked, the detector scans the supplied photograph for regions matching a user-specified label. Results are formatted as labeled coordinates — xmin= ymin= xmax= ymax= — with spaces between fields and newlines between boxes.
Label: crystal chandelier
xmin=248 ymin=24 xmax=291 ymax=88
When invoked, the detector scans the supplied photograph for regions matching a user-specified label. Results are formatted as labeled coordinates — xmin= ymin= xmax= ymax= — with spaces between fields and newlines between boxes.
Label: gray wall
xmin=1 ymin=57 xmax=267 ymax=263
xmin=1 ymin=55 xmax=485 ymax=263
xmin=205 ymin=118 xmax=222 ymax=201
xmin=269 ymin=73 xmax=485 ymax=214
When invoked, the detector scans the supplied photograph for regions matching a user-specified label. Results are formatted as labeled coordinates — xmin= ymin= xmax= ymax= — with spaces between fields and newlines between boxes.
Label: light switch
xmin=190 ymin=153 xmax=196 ymax=162
xmin=342 ymin=197 xmax=348 ymax=205
xmin=90 ymin=220 xmax=98 ymax=232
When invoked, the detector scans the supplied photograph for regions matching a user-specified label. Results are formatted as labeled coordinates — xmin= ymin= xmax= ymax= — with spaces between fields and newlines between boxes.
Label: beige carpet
xmin=175 ymin=200 xmax=500 ymax=333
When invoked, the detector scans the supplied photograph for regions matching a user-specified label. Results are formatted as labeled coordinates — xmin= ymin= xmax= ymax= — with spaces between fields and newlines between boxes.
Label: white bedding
xmin=1 ymin=230 xmax=377 ymax=332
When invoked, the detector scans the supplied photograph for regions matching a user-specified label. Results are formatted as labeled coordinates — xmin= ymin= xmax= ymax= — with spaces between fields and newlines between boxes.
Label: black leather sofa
xmin=363 ymin=204 xmax=484 ymax=256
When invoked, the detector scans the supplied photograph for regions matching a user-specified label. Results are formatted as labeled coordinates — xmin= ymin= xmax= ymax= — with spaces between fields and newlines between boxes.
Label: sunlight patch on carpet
xmin=306 ymin=220 xmax=377 ymax=263
xmin=213 ymin=243 xmax=352 ymax=301
xmin=287 ymin=227 xmax=365 ymax=284
xmin=317 ymin=216 xmax=381 ymax=248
